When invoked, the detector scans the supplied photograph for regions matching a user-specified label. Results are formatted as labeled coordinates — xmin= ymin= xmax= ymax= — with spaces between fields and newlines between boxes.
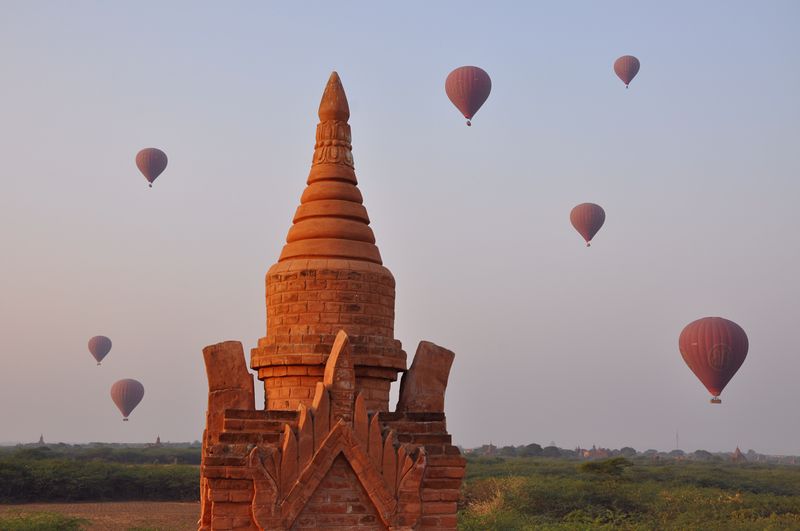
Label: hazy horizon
xmin=1 ymin=1 xmax=798 ymax=455
xmin=0 ymin=439 xmax=787 ymax=457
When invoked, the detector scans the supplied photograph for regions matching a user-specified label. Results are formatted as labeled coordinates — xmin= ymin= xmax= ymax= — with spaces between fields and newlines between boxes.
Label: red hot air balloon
xmin=614 ymin=55 xmax=640 ymax=88
xmin=135 ymin=148 xmax=168 ymax=188
xmin=445 ymin=66 xmax=492 ymax=126
xmin=110 ymin=379 xmax=145 ymax=421
xmin=87 ymin=336 xmax=112 ymax=366
xmin=679 ymin=317 xmax=749 ymax=404
xmin=570 ymin=203 xmax=606 ymax=246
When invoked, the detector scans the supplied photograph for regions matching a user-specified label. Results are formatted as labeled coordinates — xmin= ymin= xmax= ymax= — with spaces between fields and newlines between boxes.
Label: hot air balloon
xmin=614 ymin=55 xmax=640 ymax=88
xmin=678 ymin=317 xmax=748 ymax=404
xmin=445 ymin=66 xmax=492 ymax=126
xmin=135 ymin=148 xmax=168 ymax=188
xmin=110 ymin=379 xmax=145 ymax=421
xmin=570 ymin=203 xmax=605 ymax=246
xmin=87 ymin=335 xmax=112 ymax=366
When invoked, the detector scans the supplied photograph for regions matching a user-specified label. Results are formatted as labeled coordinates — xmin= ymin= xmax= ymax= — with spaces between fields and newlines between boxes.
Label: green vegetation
xmin=3 ymin=443 xmax=799 ymax=530
xmin=0 ymin=446 xmax=199 ymax=502
xmin=579 ymin=457 xmax=634 ymax=476
xmin=0 ymin=444 xmax=201 ymax=465
xmin=0 ymin=512 xmax=87 ymax=531
xmin=460 ymin=456 xmax=800 ymax=530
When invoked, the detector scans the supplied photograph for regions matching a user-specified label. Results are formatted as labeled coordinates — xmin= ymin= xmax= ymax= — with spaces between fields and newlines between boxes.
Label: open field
xmin=3 ymin=446 xmax=800 ymax=530
xmin=460 ymin=456 xmax=800 ymax=530
xmin=0 ymin=502 xmax=199 ymax=531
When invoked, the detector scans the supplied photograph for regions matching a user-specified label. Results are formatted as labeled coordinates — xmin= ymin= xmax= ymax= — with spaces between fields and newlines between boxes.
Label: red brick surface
xmin=253 ymin=261 xmax=406 ymax=413
xmin=199 ymin=73 xmax=462 ymax=531
xmin=291 ymin=455 xmax=386 ymax=530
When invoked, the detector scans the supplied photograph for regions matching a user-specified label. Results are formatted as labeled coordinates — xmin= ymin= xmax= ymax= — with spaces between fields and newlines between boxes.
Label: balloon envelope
xmin=570 ymin=203 xmax=605 ymax=246
xmin=445 ymin=66 xmax=492 ymax=125
xmin=135 ymin=148 xmax=168 ymax=187
xmin=87 ymin=335 xmax=112 ymax=365
xmin=678 ymin=317 xmax=748 ymax=402
xmin=614 ymin=55 xmax=640 ymax=87
xmin=110 ymin=379 xmax=145 ymax=420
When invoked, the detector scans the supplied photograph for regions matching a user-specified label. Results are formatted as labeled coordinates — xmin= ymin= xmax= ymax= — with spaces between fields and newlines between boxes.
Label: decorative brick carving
xmin=199 ymin=72 xmax=463 ymax=530
xmin=200 ymin=341 xmax=256 ymax=530
xmin=323 ymin=331 xmax=356 ymax=423
xmin=397 ymin=342 xmax=455 ymax=413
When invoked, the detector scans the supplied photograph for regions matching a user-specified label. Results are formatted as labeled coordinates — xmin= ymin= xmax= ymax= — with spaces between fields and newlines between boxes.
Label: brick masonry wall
xmin=252 ymin=259 xmax=407 ymax=412
xmin=266 ymin=268 xmax=395 ymax=341
xmin=379 ymin=412 xmax=464 ymax=531
xmin=291 ymin=454 xmax=387 ymax=530
xmin=419 ymin=454 xmax=463 ymax=530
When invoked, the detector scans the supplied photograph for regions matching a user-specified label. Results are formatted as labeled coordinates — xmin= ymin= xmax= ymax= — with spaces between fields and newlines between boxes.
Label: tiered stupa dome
xmin=251 ymin=72 xmax=406 ymax=412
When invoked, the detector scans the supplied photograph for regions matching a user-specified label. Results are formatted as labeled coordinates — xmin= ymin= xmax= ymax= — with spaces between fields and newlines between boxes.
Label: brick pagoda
xmin=199 ymin=72 xmax=464 ymax=530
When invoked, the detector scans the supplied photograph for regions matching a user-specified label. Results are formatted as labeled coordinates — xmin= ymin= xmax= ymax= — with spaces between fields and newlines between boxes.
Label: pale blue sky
xmin=1 ymin=1 xmax=798 ymax=453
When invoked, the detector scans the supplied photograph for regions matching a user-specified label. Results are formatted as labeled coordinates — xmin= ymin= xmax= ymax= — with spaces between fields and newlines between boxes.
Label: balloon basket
xmin=466 ymin=120 xmax=471 ymax=127
xmin=710 ymin=397 xmax=722 ymax=404
xmin=586 ymin=242 xmax=591 ymax=247
xmin=123 ymin=418 xmax=129 ymax=421
xmin=97 ymin=362 xmax=101 ymax=366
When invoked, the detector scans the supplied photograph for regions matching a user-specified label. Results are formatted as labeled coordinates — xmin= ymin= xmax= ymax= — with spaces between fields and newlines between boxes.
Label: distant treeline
xmin=464 ymin=444 xmax=794 ymax=463
xmin=0 ymin=446 xmax=199 ymax=502
xmin=467 ymin=443 xmax=637 ymax=459
xmin=0 ymin=444 xmax=201 ymax=465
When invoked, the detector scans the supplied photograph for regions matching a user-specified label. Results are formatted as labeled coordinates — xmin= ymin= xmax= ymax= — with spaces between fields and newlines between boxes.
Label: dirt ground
xmin=0 ymin=501 xmax=200 ymax=530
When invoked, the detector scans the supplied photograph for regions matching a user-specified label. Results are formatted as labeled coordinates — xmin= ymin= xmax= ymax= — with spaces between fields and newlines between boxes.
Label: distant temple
xmin=37 ymin=434 xmax=44 ymax=446
xmin=580 ymin=445 xmax=610 ymax=460
xmin=731 ymin=446 xmax=747 ymax=463
xmin=199 ymin=73 xmax=463 ymax=530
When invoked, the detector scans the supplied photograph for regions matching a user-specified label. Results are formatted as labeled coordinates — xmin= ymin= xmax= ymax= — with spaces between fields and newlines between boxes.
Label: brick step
xmin=396 ymin=433 xmax=452 ymax=445
xmin=223 ymin=418 xmax=287 ymax=432
xmin=224 ymin=409 xmax=298 ymax=421
xmin=427 ymin=454 xmax=466 ymax=467
xmin=379 ymin=412 xmax=445 ymax=422
xmin=381 ymin=421 xmax=446 ymax=434
xmin=419 ymin=444 xmax=462 ymax=456
xmin=219 ymin=432 xmax=282 ymax=444
xmin=203 ymin=456 xmax=247 ymax=467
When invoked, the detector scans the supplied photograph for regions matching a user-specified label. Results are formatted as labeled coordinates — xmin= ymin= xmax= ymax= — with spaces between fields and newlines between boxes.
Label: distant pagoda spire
xmin=278 ymin=72 xmax=381 ymax=264
xmin=732 ymin=446 xmax=746 ymax=462
xmin=37 ymin=434 xmax=44 ymax=445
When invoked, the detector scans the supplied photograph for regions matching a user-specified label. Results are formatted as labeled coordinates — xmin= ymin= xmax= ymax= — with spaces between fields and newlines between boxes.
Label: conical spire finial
xmin=277 ymin=72 xmax=382 ymax=264
xmin=318 ymin=71 xmax=350 ymax=122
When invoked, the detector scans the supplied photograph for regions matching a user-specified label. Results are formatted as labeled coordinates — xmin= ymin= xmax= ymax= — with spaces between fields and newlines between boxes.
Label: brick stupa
xmin=199 ymin=72 xmax=464 ymax=531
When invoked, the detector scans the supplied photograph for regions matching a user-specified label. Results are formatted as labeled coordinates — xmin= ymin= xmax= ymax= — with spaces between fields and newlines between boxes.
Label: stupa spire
xmin=201 ymin=71 xmax=462 ymax=530
xmin=318 ymin=71 xmax=350 ymax=122
xmin=278 ymin=72 xmax=381 ymax=264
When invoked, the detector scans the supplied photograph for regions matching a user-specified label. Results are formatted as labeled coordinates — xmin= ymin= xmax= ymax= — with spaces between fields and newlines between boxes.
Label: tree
xmin=542 ymin=446 xmax=561 ymax=458
xmin=499 ymin=446 xmax=517 ymax=457
xmin=619 ymin=447 xmax=637 ymax=458
xmin=692 ymin=450 xmax=715 ymax=461
xmin=520 ymin=443 xmax=542 ymax=457
xmin=579 ymin=457 xmax=633 ymax=476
